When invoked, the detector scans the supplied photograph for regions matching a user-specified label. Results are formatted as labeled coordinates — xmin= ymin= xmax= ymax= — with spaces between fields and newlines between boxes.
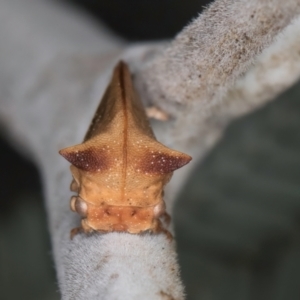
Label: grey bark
xmin=1 ymin=0 xmax=300 ymax=299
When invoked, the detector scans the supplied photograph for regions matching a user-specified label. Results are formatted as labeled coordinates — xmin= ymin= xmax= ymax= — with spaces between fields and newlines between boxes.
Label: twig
xmin=0 ymin=0 xmax=300 ymax=299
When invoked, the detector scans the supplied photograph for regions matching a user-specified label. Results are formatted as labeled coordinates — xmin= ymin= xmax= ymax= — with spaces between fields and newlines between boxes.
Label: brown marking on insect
xmin=59 ymin=61 xmax=192 ymax=238
xmin=59 ymin=146 xmax=110 ymax=172
xmin=139 ymin=150 xmax=191 ymax=174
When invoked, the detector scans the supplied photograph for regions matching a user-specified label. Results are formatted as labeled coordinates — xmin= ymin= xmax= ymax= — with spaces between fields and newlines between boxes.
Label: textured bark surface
xmin=1 ymin=0 xmax=300 ymax=299
xmin=137 ymin=0 xmax=300 ymax=116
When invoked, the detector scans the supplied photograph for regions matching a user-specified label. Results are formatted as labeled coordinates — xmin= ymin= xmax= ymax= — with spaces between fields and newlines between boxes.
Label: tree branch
xmin=1 ymin=0 xmax=300 ymax=299
xmin=133 ymin=0 xmax=300 ymax=197
xmin=137 ymin=0 xmax=300 ymax=116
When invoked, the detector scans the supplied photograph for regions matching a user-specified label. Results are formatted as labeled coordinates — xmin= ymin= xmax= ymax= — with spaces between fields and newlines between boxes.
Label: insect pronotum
xmin=59 ymin=61 xmax=192 ymax=238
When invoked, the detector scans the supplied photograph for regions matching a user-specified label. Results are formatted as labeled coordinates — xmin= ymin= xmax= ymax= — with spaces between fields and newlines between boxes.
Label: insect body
xmin=59 ymin=61 xmax=191 ymax=237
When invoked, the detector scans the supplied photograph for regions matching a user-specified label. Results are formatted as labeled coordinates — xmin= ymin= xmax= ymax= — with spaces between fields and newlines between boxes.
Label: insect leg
xmin=161 ymin=212 xmax=171 ymax=226
xmin=152 ymin=219 xmax=173 ymax=241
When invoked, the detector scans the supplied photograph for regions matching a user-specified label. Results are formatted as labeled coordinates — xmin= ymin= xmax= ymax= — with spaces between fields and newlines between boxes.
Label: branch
xmin=221 ymin=15 xmax=300 ymax=119
xmin=1 ymin=0 xmax=300 ymax=299
xmin=137 ymin=0 xmax=300 ymax=116
xmin=0 ymin=1 xmax=183 ymax=299
xmin=133 ymin=0 xmax=300 ymax=196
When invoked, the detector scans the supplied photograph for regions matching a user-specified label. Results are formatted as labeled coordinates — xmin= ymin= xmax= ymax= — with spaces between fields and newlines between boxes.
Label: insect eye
xmin=70 ymin=196 xmax=87 ymax=217
xmin=75 ymin=198 xmax=88 ymax=217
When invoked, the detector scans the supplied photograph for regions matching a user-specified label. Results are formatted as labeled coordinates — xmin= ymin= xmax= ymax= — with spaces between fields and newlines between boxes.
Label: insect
xmin=59 ymin=61 xmax=192 ymax=238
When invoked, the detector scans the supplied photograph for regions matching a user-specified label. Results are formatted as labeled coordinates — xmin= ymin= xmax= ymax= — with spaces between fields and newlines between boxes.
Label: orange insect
xmin=59 ymin=61 xmax=191 ymax=238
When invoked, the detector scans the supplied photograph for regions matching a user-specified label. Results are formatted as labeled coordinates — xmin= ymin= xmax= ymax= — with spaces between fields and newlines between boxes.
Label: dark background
xmin=1 ymin=1 xmax=300 ymax=299
xmin=63 ymin=0 xmax=209 ymax=41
